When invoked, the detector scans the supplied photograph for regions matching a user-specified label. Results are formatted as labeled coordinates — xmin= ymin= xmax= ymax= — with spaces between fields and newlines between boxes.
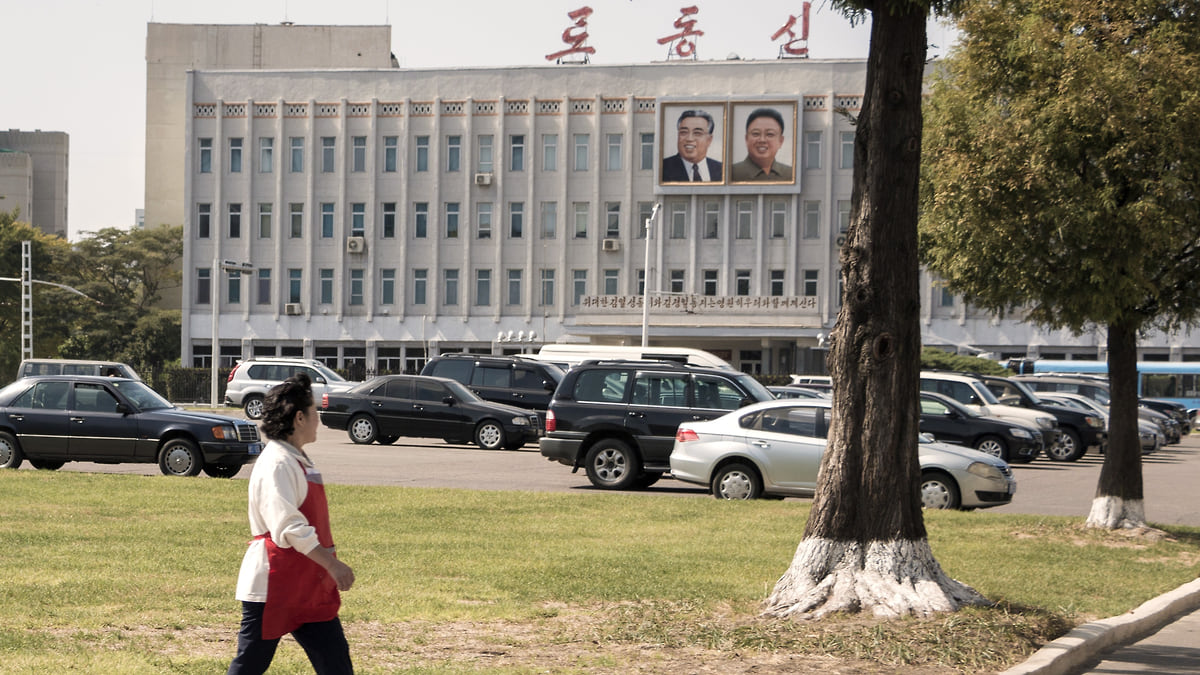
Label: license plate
xmin=248 ymin=443 xmax=262 ymax=455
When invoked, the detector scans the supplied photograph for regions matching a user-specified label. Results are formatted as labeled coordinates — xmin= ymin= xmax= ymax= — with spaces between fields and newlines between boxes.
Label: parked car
xmin=919 ymin=371 xmax=1060 ymax=448
xmin=669 ymin=398 xmax=1015 ymax=509
xmin=420 ymin=353 xmax=564 ymax=414
xmin=318 ymin=375 xmax=540 ymax=450
xmin=919 ymin=392 xmax=1044 ymax=463
xmin=224 ymin=358 xmax=358 ymax=420
xmin=1011 ymin=374 xmax=1112 ymax=406
xmin=1139 ymin=398 xmax=1192 ymax=435
xmin=18 ymin=358 xmax=142 ymax=381
xmin=539 ymin=360 xmax=775 ymax=490
xmin=0 ymin=375 xmax=261 ymax=477
xmin=1037 ymin=392 xmax=1163 ymax=454
xmin=768 ymin=385 xmax=829 ymax=399
xmin=977 ymin=373 xmax=1106 ymax=461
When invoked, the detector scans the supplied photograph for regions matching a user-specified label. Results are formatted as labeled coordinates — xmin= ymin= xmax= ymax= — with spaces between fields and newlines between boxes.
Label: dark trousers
xmin=227 ymin=601 xmax=353 ymax=675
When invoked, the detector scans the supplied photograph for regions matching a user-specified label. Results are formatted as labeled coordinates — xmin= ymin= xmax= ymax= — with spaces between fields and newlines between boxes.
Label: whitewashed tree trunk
xmin=1088 ymin=321 xmax=1147 ymax=531
xmin=1086 ymin=496 xmax=1147 ymax=529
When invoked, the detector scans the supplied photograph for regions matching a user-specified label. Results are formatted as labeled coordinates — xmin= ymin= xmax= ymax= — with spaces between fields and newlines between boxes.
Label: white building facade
xmin=180 ymin=59 xmax=1198 ymax=376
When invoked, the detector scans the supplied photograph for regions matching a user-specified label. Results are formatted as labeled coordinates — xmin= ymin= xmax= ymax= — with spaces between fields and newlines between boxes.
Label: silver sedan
xmin=669 ymin=399 xmax=1016 ymax=509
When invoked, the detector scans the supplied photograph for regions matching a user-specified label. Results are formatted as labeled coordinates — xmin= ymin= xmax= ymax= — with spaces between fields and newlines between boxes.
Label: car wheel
xmin=634 ymin=471 xmax=663 ymax=489
xmin=711 ymin=462 xmax=762 ymax=500
xmin=1046 ymin=428 xmax=1084 ymax=462
xmin=973 ymin=435 xmax=1009 ymax=462
xmin=377 ymin=435 xmax=400 ymax=445
xmin=29 ymin=459 xmax=64 ymax=471
xmin=920 ymin=471 xmax=961 ymax=510
xmin=202 ymin=463 xmax=243 ymax=478
xmin=158 ymin=438 xmax=203 ymax=477
xmin=584 ymin=439 xmax=641 ymax=490
xmin=243 ymin=395 xmax=265 ymax=420
xmin=348 ymin=415 xmax=378 ymax=444
xmin=474 ymin=421 xmax=506 ymax=450
xmin=0 ymin=431 xmax=24 ymax=470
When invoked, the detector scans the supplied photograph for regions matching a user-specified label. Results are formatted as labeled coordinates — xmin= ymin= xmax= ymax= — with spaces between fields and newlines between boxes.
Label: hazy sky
xmin=2 ymin=1 xmax=956 ymax=240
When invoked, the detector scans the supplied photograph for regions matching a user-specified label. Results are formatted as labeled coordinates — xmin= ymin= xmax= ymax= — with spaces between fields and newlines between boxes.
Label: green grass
xmin=1 ymin=470 xmax=1198 ymax=673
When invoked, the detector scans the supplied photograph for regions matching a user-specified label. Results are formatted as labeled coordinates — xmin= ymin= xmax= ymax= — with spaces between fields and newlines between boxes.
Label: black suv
xmin=421 ymin=354 xmax=564 ymax=414
xmin=978 ymin=374 xmax=1107 ymax=461
xmin=539 ymin=360 xmax=774 ymax=490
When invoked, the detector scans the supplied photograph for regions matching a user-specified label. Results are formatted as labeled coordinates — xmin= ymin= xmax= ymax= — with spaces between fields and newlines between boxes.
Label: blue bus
xmin=1006 ymin=359 xmax=1200 ymax=411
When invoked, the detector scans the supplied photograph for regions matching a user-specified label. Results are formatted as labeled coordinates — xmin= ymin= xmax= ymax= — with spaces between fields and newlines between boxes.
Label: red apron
xmin=259 ymin=462 xmax=341 ymax=640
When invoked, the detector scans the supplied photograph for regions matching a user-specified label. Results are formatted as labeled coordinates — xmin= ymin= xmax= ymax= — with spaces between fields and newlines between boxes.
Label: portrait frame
xmin=728 ymin=101 xmax=798 ymax=186
xmin=657 ymin=102 xmax=728 ymax=187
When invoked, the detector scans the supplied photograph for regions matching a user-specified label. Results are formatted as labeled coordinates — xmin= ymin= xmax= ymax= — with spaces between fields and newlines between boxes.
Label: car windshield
xmin=934 ymin=395 xmax=982 ymax=418
xmin=733 ymin=373 xmax=774 ymax=403
xmin=971 ymin=382 xmax=1002 ymax=405
xmin=111 ymin=380 xmax=174 ymax=411
xmin=443 ymin=379 xmax=482 ymax=402
xmin=1007 ymin=378 xmax=1044 ymax=404
xmin=314 ymin=363 xmax=347 ymax=383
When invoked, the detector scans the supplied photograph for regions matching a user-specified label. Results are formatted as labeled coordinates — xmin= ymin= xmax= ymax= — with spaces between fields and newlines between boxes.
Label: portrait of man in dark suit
xmin=661 ymin=109 xmax=723 ymax=183
xmin=731 ymin=106 xmax=794 ymax=183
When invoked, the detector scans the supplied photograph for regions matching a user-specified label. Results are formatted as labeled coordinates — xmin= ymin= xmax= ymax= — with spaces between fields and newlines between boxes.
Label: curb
xmin=999 ymin=576 xmax=1200 ymax=675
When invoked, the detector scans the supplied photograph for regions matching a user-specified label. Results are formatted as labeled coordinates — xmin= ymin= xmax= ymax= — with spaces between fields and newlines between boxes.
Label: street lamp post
xmin=0 ymin=241 xmax=100 ymax=361
xmin=640 ymin=203 xmax=661 ymax=348
xmin=211 ymin=258 xmax=254 ymax=408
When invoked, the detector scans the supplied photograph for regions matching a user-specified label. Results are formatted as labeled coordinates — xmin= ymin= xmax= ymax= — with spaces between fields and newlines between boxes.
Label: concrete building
xmin=0 ymin=129 xmax=69 ymax=237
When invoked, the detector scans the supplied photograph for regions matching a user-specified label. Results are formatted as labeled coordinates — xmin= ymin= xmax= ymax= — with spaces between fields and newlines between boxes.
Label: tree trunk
xmin=1087 ymin=321 xmax=1147 ymax=528
xmin=765 ymin=7 xmax=986 ymax=619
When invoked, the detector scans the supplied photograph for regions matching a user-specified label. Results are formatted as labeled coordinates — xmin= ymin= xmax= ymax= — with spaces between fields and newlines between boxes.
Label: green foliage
xmin=0 ymin=213 xmax=78 ymax=378
xmin=920 ymin=0 xmax=1200 ymax=335
xmin=920 ymin=346 xmax=1010 ymax=374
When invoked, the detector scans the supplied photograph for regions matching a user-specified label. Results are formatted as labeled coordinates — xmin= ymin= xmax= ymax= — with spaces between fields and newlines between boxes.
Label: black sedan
xmin=0 ymin=375 xmax=262 ymax=477
xmin=919 ymin=391 xmax=1044 ymax=463
xmin=318 ymin=375 xmax=541 ymax=450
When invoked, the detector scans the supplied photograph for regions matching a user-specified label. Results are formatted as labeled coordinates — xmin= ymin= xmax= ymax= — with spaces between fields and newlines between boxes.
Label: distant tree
xmin=920 ymin=0 xmax=1200 ymax=529
xmin=920 ymin=347 xmax=1009 ymax=375
xmin=0 ymin=211 xmax=79 ymax=377
xmin=765 ymin=0 xmax=986 ymax=620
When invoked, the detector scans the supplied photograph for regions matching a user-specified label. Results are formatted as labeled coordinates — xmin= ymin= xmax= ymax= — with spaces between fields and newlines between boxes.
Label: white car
xmin=669 ymin=398 xmax=1016 ymax=509
xmin=224 ymin=358 xmax=359 ymax=419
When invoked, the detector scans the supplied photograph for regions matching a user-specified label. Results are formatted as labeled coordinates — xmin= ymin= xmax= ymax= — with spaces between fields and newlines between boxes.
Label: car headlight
xmin=1036 ymin=416 xmax=1055 ymax=429
xmin=211 ymin=425 xmax=238 ymax=440
xmin=1008 ymin=427 xmax=1031 ymax=439
xmin=510 ymin=416 xmax=530 ymax=426
xmin=967 ymin=462 xmax=1006 ymax=481
xmin=1086 ymin=416 xmax=1105 ymax=428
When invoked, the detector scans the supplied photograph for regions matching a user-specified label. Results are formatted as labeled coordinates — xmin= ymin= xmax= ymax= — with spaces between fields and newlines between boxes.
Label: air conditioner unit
xmin=346 ymin=236 xmax=366 ymax=253
xmin=474 ymin=172 xmax=493 ymax=186
xmin=835 ymin=235 xmax=847 ymax=247
xmin=601 ymin=238 xmax=621 ymax=252
xmin=284 ymin=303 xmax=303 ymax=316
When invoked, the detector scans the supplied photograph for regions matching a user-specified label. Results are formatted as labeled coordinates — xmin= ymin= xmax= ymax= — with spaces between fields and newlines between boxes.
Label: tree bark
xmin=765 ymin=7 xmax=986 ymax=618
xmin=1087 ymin=320 xmax=1147 ymax=529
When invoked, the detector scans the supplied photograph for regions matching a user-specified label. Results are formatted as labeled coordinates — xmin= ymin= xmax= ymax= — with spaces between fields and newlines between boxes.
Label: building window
xmin=446 ymin=135 xmax=461 ymax=172
xmin=443 ymin=268 xmax=460 ymax=306
xmin=735 ymin=269 xmax=751 ymax=296
xmin=640 ymin=133 xmax=655 ymax=171
xmin=507 ymin=269 xmax=522 ymax=305
xmin=736 ymin=201 xmax=753 ymax=239
xmin=351 ymin=136 xmax=366 ymax=172
xmin=290 ymin=137 xmax=304 ymax=173
xmin=196 ymin=203 xmax=211 ymax=238
xmin=445 ymin=202 xmax=460 ymax=238
xmin=573 ymin=202 xmax=589 ymax=238
xmin=321 ymin=136 xmax=336 ymax=173
xmin=803 ymin=269 xmax=819 ymax=297
xmin=839 ymin=131 xmax=854 ymax=170
xmin=383 ymin=136 xmax=398 ymax=172
xmin=320 ymin=269 xmax=334 ymax=304
xmin=475 ymin=269 xmax=492 ymax=307
xmin=509 ymin=202 xmax=524 ymax=238
xmin=837 ymin=200 xmax=852 ymax=233
xmin=229 ymin=138 xmax=242 ymax=173
xmin=477 ymin=134 xmax=493 ymax=173
xmin=940 ymin=286 xmax=955 ymax=307
xmin=228 ymin=203 xmax=242 ymax=238
xmin=540 ymin=269 xmax=555 ymax=306
xmin=477 ymin=202 xmax=492 ymax=239
xmin=509 ymin=134 xmax=525 ymax=171
xmin=572 ymin=269 xmax=587 ymax=305
xmin=635 ymin=202 xmax=653 ymax=239
xmin=415 ymin=135 xmax=429 ymax=172
xmin=636 ymin=269 xmax=645 ymax=296
xmin=196 ymin=268 xmax=211 ymax=304
xmin=670 ymin=203 xmax=687 ymax=239
xmin=414 ymin=202 xmax=428 ymax=239
xmin=606 ymin=133 xmax=622 ymax=171
xmin=259 ymin=137 xmax=274 ymax=173
xmin=703 ymin=202 xmax=719 ymax=239
xmin=573 ymin=133 xmax=589 ymax=171
xmin=803 ymin=131 xmax=822 ymax=170
xmin=770 ymin=200 xmax=787 ymax=239
xmin=321 ymin=202 xmax=335 ymax=239
xmin=770 ymin=270 xmax=785 ymax=296
xmin=669 ymin=269 xmax=685 ymax=294
xmin=603 ymin=269 xmax=619 ymax=295
xmin=541 ymin=202 xmax=557 ymax=239
xmin=228 ymin=271 xmax=241 ymax=304
xmin=703 ymin=269 xmax=719 ymax=296
xmin=413 ymin=269 xmax=428 ymax=305
xmin=382 ymin=202 xmax=396 ymax=238
xmin=803 ymin=201 xmax=821 ymax=239
xmin=198 ymin=138 xmax=212 ymax=173
xmin=288 ymin=269 xmax=302 ymax=304
xmin=257 ymin=203 xmax=272 ymax=239
xmin=351 ymin=203 xmax=365 ymax=237
xmin=605 ymin=202 xmax=620 ymax=238
xmin=380 ymin=268 xmax=396 ymax=305
xmin=542 ymin=134 xmax=557 ymax=171
xmin=289 ymin=203 xmax=303 ymax=238
xmin=257 ymin=269 xmax=271 ymax=305
xmin=349 ymin=269 xmax=364 ymax=305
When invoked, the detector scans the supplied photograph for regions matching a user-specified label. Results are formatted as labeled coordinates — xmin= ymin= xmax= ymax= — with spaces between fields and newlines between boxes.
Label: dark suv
xmin=421 ymin=354 xmax=564 ymax=414
xmin=539 ymin=360 xmax=774 ymax=490
xmin=978 ymin=374 xmax=1107 ymax=461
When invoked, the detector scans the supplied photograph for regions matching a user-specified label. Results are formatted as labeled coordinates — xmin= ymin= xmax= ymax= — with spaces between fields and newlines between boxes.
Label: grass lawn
xmin=1 ymin=470 xmax=1198 ymax=674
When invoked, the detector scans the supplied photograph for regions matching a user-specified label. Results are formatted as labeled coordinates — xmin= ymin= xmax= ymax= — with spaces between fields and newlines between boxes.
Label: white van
xmin=528 ymin=344 xmax=733 ymax=370
xmin=17 ymin=359 xmax=143 ymax=381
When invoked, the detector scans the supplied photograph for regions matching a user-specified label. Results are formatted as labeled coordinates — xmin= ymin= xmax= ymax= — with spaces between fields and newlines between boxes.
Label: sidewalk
xmin=1001 ymin=577 xmax=1200 ymax=675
